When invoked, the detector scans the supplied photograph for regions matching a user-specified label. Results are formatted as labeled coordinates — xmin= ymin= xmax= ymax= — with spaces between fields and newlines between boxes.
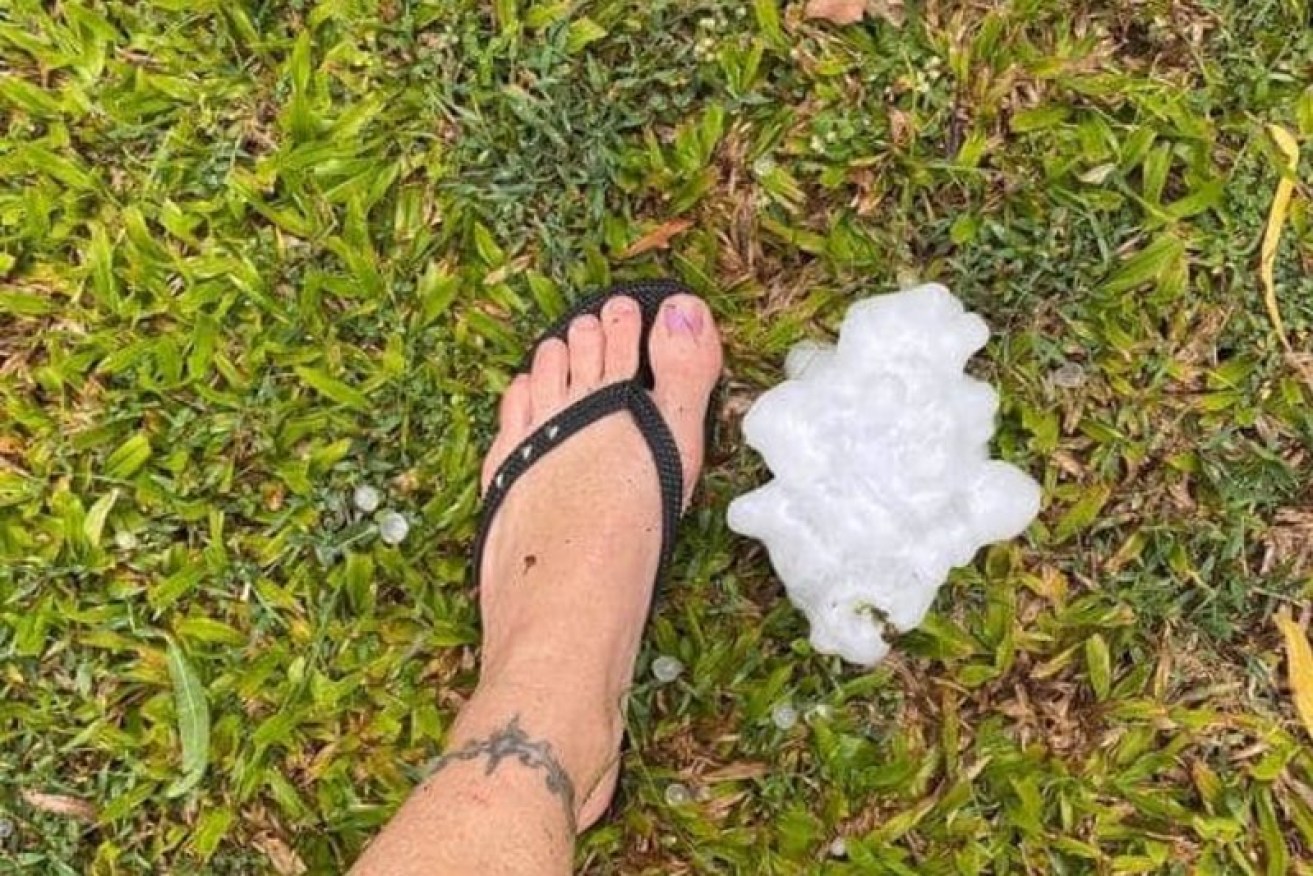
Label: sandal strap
xmin=472 ymin=379 xmax=685 ymax=589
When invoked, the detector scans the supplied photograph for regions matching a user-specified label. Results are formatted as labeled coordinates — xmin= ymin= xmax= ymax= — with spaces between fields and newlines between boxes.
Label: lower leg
xmin=351 ymin=677 xmax=616 ymax=876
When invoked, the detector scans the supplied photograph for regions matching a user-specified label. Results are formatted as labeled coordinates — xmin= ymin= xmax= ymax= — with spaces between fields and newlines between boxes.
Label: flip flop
xmin=472 ymin=279 xmax=695 ymax=592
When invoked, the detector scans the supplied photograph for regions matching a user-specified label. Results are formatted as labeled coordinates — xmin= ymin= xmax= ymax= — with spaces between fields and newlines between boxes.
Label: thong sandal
xmin=472 ymin=279 xmax=695 ymax=591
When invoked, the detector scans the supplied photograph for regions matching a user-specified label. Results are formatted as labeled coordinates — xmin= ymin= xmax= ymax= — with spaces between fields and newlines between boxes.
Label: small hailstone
xmin=770 ymin=702 xmax=799 ymax=730
xmin=114 ymin=531 xmax=138 ymax=551
xmin=1050 ymin=361 xmax=1087 ymax=389
xmin=651 ymin=655 xmax=684 ymax=684
xmin=353 ymin=484 xmax=381 ymax=513
xmin=664 ymin=782 xmax=692 ymax=806
xmin=377 ymin=511 xmax=409 ymax=545
xmin=829 ymin=837 xmax=848 ymax=858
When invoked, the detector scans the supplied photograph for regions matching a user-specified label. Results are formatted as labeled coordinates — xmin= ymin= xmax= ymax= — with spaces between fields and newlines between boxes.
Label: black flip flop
xmin=472 ymin=279 xmax=695 ymax=592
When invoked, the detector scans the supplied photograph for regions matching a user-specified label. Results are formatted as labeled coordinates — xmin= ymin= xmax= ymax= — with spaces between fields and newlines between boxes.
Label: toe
xmin=649 ymin=294 xmax=723 ymax=503
xmin=600 ymin=295 xmax=642 ymax=383
xmin=567 ymin=314 xmax=604 ymax=398
xmin=500 ymin=373 xmax=533 ymax=434
xmin=482 ymin=375 xmax=533 ymax=492
xmin=530 ymin=338 xmax=570 ymax=419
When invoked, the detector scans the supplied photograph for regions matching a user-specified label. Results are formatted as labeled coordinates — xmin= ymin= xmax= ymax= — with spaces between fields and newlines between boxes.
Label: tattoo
xmin=430 ymin=715 xmax=577 ymax=830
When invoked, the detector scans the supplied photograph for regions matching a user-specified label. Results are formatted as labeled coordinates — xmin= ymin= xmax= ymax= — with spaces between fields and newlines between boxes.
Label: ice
xmin=770 ymin=702 xmax=799 ymax=730
xmin=651 ymin=655 xmax=684 ymax=683
xmin=727 ymin=284 xmax=1042 ymax=666
xmin=353 ymin=484 xmax=381 ymax=513
xmin=664 ymin=782 xmax=692 ymax=806
xmin=377 ymin=511 xmax=410 ymax=545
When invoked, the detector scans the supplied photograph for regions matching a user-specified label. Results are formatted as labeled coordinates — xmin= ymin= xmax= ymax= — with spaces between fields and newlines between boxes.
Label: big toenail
xmin=664 ymin=301 xmax=703 ymax=335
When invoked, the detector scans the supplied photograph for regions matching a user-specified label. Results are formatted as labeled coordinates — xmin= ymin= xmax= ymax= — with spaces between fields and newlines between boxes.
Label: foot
xmin=449 ymin=293 xmax=721 ymax=831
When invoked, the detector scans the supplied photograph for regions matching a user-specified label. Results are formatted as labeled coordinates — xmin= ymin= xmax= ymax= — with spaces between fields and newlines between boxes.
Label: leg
xmin=350 ymin=691 xmax=585 ymax=876
xmin=352 ymin=294 xmax=723 ymax=875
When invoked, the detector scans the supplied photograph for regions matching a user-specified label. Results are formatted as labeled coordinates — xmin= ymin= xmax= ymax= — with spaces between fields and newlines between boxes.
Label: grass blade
xmin=165 ymin=639 xmax=211 ymax=798
xmin=83 ymin=489 xmax=118 ymax=548
xmin=1259 ymin=124 xmax=1298 ymax=351
xmin=294 ymin=366 xmax=371 ymax=411
xmin=1276 ymin=609 xmax=1313 ymax=742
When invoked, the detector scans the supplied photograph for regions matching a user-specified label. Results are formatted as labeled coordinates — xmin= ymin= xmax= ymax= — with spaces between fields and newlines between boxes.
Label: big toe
xmin=649 ymin=294 xmax=723 ymax=503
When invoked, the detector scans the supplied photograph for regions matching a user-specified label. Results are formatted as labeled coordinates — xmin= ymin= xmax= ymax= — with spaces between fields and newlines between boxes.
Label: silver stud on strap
xmin=494 ymin=473 xmax=504 ymax=489
xmin=546 ymin=425 xmax=560 ymax=440
xmin=521 ymin=444 xmax=534 ymax=460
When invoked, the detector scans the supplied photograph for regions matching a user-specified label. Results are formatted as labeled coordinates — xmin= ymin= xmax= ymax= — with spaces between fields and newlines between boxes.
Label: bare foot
xmin=453 ymin=292 xmax=722 ymax=830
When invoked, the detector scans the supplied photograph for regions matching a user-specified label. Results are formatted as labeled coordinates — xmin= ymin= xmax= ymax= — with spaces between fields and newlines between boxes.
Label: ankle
xmin=480 ymin=614 xmax=645 ymax=707
xmin=449 ymin=676 xmax=625 ymax=816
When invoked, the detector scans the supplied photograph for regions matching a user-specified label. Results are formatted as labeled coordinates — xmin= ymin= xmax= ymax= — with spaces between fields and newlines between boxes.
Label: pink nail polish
xmin=664 ymin=302 xmax=703 ymax=335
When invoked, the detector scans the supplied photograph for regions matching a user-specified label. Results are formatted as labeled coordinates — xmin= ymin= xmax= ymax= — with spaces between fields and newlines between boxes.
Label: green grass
xmin=3 ymin=0 xmax=1313 ymax=872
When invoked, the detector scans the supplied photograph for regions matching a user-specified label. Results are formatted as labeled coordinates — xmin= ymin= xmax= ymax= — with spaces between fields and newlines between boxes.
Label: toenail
xmin=664 ymin=300 xmax=704 ymax=336
xmin=606 ymin=298 xmax=638 ymax=318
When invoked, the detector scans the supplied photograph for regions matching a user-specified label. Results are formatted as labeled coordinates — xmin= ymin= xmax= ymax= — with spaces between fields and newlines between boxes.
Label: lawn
xmin=2 ymin=0 xmax=1313 ymax=873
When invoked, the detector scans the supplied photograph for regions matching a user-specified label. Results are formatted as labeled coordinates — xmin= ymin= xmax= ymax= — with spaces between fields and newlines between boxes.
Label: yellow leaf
xmin=1259 ymin=125 xmax=1300 ymax=351
xmin=1275 ymin=607 xmax=1313 ymax=740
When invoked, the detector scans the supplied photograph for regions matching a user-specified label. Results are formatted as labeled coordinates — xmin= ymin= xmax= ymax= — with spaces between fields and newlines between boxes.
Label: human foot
xmin=451 ymin=292 xmax=721 ymax=830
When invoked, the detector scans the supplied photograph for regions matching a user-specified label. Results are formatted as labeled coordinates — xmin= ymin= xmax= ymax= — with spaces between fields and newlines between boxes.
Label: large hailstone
xmin=727 ymin=284 xmax=1042 ymax=666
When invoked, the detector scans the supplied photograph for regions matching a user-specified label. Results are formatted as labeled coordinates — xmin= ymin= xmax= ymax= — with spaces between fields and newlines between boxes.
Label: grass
xmin=2 ymin=0 xmax=1313 ymax=872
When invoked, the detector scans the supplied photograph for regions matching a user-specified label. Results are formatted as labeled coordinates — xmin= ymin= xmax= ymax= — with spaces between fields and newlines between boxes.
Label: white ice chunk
xmin=353 ymin=484 xmax=382 ymax=513
xmin=651 ymin=655 xmax=685 ymax=684
xmin=378 ymin=511 xmax=410 ymax=545
xmin=728 ymin=284 xmax=1042 ymax=666
xmin=664 ymin=783 xmax=692 ymax=806
xmin=770 ymin=702 xmax=799 ymax=730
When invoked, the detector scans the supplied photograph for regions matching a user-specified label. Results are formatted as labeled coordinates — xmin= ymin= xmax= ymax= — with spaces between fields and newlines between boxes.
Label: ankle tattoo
xmin=431 ymin=715 xmax=577 ymax=830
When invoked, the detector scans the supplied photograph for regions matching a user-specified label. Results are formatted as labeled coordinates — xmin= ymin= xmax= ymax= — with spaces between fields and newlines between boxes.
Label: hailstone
xmin=728 ymin=284 xmax=1042 ymax=665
